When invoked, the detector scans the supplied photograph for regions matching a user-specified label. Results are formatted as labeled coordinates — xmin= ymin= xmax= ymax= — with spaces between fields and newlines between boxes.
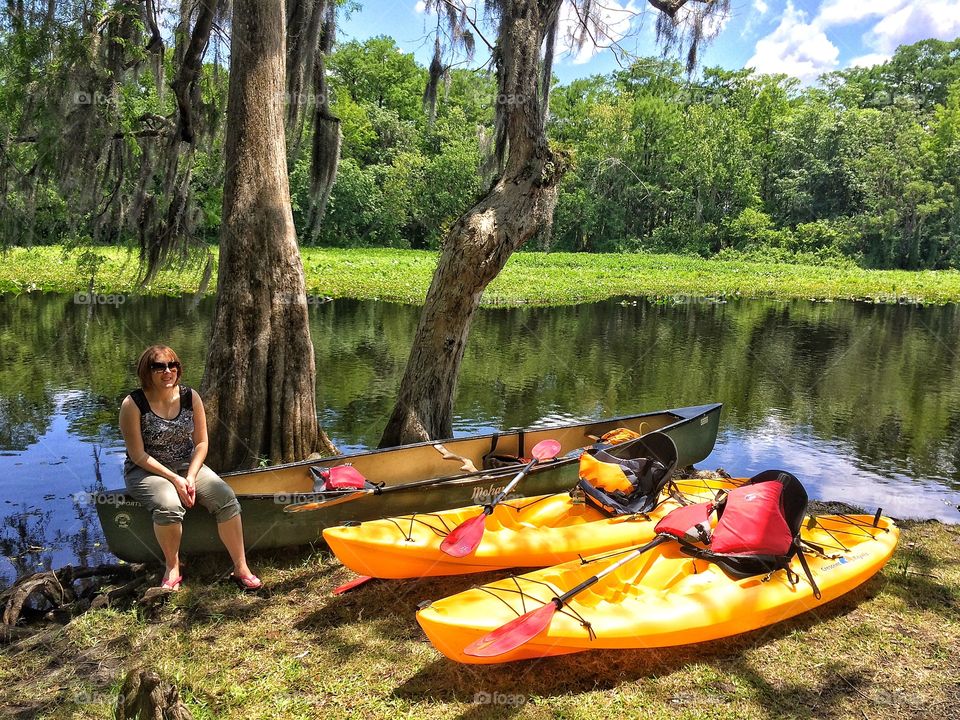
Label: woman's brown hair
xmin=135 ymin=345 xmax=182 ymax=389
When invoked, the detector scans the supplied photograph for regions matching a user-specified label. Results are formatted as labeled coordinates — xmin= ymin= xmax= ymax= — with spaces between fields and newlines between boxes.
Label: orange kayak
xmin=323 ymin=477 xmax=738 ymax=578
xmin=416 ymin=514 xmax=899 ymax=663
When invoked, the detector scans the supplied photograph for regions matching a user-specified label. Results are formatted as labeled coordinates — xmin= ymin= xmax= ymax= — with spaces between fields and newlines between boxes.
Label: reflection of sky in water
xmin=0 ymin=392 xmax=118 ymax=584
xmin=705 ymin=410 xmax=960 ymax=522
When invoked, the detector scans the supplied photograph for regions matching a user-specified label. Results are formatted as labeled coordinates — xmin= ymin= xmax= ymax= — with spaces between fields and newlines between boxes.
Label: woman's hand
xmin=185 ymin=472 xmax=197 ymax=505
xmin=172 ymin=475 xmax=196 ymax=508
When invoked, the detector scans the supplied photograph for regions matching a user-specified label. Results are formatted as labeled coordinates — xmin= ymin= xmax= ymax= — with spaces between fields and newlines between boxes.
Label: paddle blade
xmin=531 ymin=439 xmax=561 ymax=461
xmin=439 ymin=512 xmax=487 ymax=557
xmin=283 ymin=490 xmax=367 ymax=513
xmin=464 ymin=601 xmax=559 ymax=657
xmin=332 ymin=575 xmax=374 ymax=595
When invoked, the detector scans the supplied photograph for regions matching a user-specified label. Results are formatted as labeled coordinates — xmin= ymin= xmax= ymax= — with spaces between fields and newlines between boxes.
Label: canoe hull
xmin=416 ymin=515 xmax=899 ymax=664
xmin=94 ymin=403 xmax=721 ymax=562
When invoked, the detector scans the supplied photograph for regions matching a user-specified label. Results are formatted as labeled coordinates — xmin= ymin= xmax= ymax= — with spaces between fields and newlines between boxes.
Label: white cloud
xmin=865 ymin=0 xmax=960 ymax=54
xmin=741 ymin=0 xmax=770 ymax=39
xmin=746 ymin=1 xmax=839 ymax=83
xmin=745 ymin=0 xmax=960 ymax=81
xmin=414 ymin=0 xmax=426 ymax=12
xmin=814 ymin=0 xmax=910 ymax=29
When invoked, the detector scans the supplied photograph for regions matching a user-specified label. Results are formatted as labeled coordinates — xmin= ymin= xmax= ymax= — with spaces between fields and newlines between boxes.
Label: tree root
xmin=116 ymin=668 xmax=193 ymax=720
xmin=0 ymin=563 xmax=156 ymax=642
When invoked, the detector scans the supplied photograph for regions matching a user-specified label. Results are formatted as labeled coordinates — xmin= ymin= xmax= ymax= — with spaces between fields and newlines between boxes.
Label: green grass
xmin=2 ymin=245 xmax=959 ymax=305
xmin=2 ymin=520 xmax=958 ymax=719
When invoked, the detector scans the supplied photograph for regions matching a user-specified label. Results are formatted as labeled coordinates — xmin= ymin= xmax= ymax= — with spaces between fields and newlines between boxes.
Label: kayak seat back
xmin=576 ymin=432 xmax=679 ymax=516
xmin=655 ymin=470 xmax=817 ymax=592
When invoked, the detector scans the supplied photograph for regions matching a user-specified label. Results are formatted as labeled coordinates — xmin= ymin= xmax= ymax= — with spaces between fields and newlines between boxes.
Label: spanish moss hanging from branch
xmin=423 ymin=38 xmax=443 ymax=126
xmin=138 ymin=0 xmax=224 ymax=286
xmin=286 ymin=0 xmax=327 ymax=151
xmin=649 ymin=0 xmax=730 ymax=73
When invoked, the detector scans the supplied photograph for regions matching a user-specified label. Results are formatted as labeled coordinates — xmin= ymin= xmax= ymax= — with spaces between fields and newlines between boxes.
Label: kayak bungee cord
xmin=472 ymin=573 xmax=598 ymax=641
xmin=375 ymin=492 xmax=567 ymax=543
xmin=382 ymin=512 xmax=461 ymax=542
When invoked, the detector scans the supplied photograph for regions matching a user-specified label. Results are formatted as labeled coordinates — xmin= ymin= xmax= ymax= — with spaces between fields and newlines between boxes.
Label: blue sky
xmin=339 ymin=1 xmax=960 ymax=84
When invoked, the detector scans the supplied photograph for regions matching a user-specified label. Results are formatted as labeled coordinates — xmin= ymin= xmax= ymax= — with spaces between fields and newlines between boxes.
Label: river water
xmin=1 ymin=292 xmax=958 ymax=585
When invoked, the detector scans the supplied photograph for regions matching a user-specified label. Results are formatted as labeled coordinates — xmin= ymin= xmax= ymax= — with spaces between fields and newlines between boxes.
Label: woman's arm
xmin=120 ymin=396 xmax=194 ymax=507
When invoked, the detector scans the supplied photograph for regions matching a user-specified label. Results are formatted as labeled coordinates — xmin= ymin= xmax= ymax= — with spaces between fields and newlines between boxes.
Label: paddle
xmin=463 ymin=535 xmax=671 ymax=658
xmin=283 ymin=470 xmax=488 ymax=513
xmin=439 ymin=438 xmax=562 ymax=558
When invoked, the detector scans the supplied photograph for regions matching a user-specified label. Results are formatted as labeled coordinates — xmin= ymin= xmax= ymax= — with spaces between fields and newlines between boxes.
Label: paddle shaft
xmin=284 ymin=463 xmax=525 ymax=512
xmin=555 ymin=535 xmax=670 ymax=607
xmin=485 ymin=457 xmax=540 ymax=510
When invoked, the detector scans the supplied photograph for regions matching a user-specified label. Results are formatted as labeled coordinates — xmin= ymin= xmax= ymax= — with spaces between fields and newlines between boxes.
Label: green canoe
xmin=93 ymin=403 xmax=722 ymax=563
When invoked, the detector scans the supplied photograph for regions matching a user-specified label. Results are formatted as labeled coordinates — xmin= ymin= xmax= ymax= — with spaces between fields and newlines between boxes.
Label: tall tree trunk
xmin=379 ymin=0 xmax=565 ymax=447
xmin=202 ymin=0 xmax=334 ymax=470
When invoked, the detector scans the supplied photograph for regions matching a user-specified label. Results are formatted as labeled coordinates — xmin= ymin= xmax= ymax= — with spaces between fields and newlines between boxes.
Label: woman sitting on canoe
xmin=119 ymin=344 xmax=262 ymax=592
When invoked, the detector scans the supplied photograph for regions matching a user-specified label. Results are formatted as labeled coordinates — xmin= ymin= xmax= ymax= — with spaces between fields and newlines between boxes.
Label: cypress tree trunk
xmin=202 ymin=0 xmax=334 ymax=469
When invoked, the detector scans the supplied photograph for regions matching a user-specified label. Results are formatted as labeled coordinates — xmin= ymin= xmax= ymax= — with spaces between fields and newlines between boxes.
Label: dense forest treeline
xmin=2 ymin=2 xmax=960 ymax=270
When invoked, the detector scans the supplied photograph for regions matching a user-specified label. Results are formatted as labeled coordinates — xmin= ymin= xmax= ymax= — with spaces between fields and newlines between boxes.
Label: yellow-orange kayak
xmin=322 ymin=477 xmax=738 ymax=578
xmin=416 ymin=514 xmax=899 ymax=663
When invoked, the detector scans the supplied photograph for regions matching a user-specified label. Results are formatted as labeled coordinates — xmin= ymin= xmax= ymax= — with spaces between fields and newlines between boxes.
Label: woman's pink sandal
xmin=230 ymin=573 xmax=262 ymax=591
xmin=161 ymin=575 xmax=183 ymax=591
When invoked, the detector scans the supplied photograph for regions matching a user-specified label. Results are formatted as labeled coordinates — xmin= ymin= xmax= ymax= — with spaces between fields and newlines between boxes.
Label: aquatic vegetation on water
xmin=2 ymin=246 xmax=959 ymax=306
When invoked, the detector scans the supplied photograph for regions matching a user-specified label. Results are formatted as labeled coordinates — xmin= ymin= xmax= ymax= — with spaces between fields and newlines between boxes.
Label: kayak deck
xmin=323 ymin=477 xmax=739 ymax=578
xmin=416 ymin=514 xmax=899 ymax=664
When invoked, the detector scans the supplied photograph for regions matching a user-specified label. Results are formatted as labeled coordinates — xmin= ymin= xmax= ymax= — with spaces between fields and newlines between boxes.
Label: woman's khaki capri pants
xmin=124 ymin=463 xmax=241 ymax=525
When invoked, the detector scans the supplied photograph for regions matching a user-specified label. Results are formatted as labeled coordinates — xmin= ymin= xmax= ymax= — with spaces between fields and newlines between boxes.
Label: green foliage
xmin=3 ymin=19 xmax=960 ymax=270
xmin=718 ymin=208 xmax=791 ymax=250
xmin=327 ymin=36 xmax=426 ymax=122
xmin=317 ymin=158 xmax=383 ymax=247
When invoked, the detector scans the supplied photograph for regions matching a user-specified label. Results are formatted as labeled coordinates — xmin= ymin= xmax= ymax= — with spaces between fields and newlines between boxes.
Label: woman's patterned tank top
xmin=127 ymin=386 xmax=195 ymax=469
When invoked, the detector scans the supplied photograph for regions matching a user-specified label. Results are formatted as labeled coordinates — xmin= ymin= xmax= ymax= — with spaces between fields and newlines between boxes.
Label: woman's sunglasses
xmin=150 ymin=361 xmax=181 ymax=373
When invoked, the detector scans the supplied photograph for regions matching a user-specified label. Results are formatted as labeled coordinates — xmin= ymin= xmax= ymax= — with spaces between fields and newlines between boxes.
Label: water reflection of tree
xmin=1 ymin=292 xmax=958 ymax=568
xmin=56 ymin=446 xmax=112 ymax=571
xmin=0 ymin=505 xmax=53 ymax=587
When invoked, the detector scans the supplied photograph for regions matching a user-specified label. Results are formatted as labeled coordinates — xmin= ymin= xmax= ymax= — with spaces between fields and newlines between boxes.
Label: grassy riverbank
xmin=2 ymin=245 xmax=959 ymax=305
xmin=1 ymin=519 xmax=957 ymax=719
